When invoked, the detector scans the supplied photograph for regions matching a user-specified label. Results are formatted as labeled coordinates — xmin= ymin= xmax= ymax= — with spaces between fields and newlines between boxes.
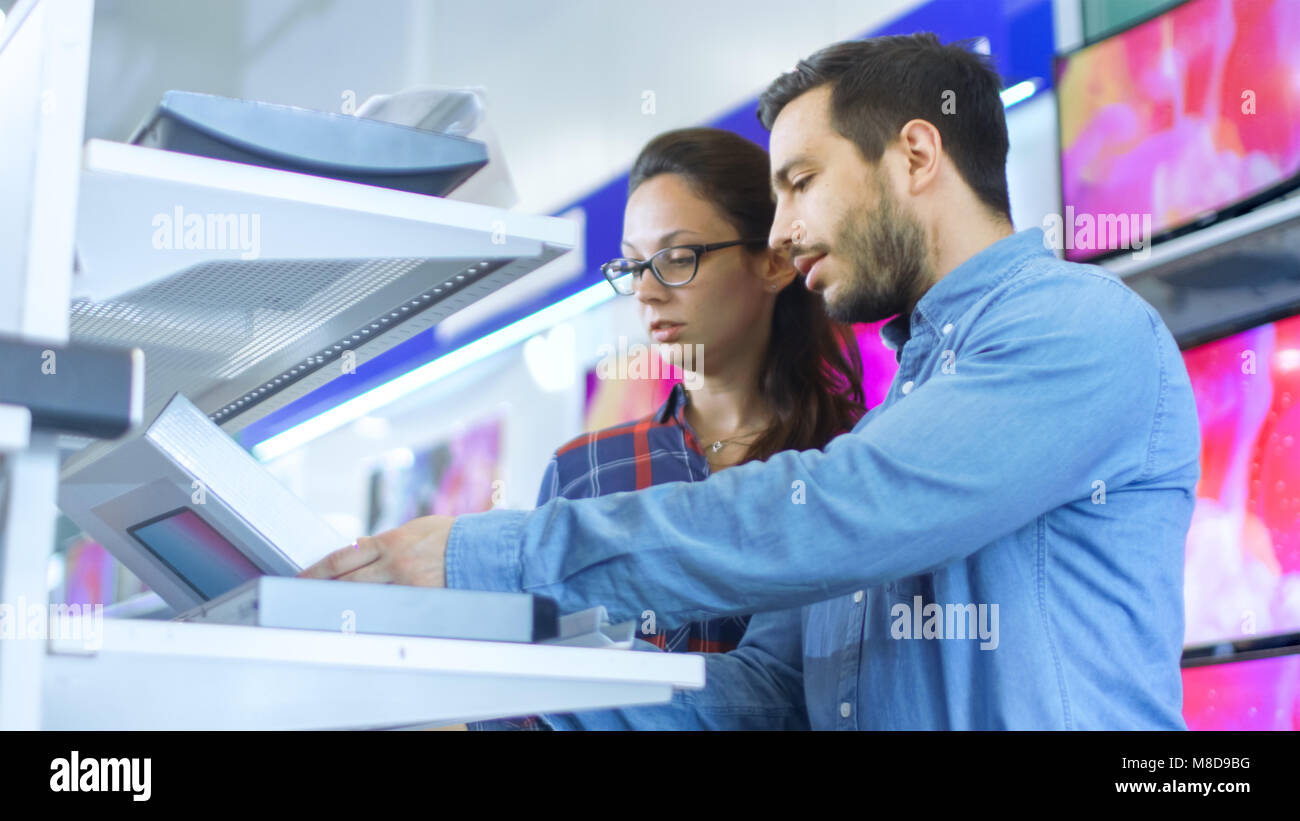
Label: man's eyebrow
xmin=620 ymin=229 xmax=696 ymax=255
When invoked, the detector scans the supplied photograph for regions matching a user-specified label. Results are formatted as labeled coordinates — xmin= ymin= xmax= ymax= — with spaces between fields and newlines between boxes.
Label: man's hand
xmin=297 ymin=515 xmax=455 ymax=587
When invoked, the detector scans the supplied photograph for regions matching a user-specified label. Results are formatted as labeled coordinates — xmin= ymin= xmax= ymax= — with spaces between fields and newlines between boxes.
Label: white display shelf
xmin=43 ymin=618 xmax=705 ymax=730
xmin=73 ymin=139 xmax=576 ymax=302
xmin=67 ymin=140 xmax=580 ymax=439
xmin=3 ymin=0 xmax=698 ymax=733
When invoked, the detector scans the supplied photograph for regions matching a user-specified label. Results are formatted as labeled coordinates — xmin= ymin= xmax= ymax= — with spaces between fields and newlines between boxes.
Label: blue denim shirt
xmin=447 ymin=228 xmax=1201 ymax=730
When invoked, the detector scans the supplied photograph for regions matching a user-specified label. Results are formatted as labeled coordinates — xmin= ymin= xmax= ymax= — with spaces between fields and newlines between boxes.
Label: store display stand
xmin=0 ymin=0 xmax=703 ymax=731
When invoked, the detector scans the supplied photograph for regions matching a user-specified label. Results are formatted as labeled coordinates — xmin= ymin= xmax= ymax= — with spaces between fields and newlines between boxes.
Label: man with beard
xmin=301 ymin=34 xmax=1200 ymax=730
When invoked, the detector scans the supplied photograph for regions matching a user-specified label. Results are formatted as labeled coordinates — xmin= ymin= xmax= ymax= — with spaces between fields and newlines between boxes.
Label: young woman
xmin=471 ymin=126 xmax=867 ymax=729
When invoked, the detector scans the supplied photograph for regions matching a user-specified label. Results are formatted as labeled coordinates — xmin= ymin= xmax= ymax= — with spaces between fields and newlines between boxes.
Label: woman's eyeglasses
xmin=601 ymin=238 xmax=768 ymax=295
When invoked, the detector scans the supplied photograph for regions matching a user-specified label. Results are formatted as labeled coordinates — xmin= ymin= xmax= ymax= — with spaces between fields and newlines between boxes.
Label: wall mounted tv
xmin=1055 ymin=0 xmax=1300 ymax=262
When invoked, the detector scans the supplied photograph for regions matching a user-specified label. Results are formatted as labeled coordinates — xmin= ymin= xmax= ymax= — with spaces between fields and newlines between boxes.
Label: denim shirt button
xmin=942 ymin=322 xmax=954 ymax=335
xmin=901 ymin=380 xmax=915 ymax=395
xmin=840 ymin=701 xmax=852 ymax=718
xmin=853 ymin=590 xmax=864 ymax=603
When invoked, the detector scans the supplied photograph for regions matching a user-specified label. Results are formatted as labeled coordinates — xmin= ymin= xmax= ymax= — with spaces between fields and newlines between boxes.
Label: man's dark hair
xmin=758 ymin=33 xmax=1012 ymax=219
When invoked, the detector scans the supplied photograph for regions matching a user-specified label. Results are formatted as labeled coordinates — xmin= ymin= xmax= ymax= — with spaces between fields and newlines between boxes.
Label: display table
xmin=42 ymin=618 xmax=705 ymax=730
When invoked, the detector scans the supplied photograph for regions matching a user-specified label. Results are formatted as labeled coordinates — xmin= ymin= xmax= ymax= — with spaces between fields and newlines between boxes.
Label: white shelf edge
xmin=47 ymin=617 xmax=706 ymax=689
xmin=82 ymin=139 xmax=577 ymax=246
xmin=1105 ymin=193 xmax=1300 ymax=279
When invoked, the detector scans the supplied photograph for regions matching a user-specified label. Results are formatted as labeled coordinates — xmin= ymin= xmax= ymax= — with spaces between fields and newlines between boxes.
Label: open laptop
xmin=58 ymin=392 xmax=352 ymax=613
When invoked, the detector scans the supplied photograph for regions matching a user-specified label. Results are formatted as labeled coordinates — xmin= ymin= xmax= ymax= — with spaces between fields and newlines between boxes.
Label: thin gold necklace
xmin=707 ymin=429 xmax=761 ymax=453
xmin=708 ymin=435 xmax=750 ymax=453
xmin=683 ymin=395 xmax=763 ymax=455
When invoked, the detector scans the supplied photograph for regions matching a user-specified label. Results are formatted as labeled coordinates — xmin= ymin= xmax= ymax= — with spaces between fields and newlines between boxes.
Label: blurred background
xmin=10 ymin=0 xmax=1298 ymax=729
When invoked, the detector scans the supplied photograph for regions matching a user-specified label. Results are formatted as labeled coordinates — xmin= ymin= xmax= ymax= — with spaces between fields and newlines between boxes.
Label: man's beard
xmin=822 ymin=177 xmax=930 ymax=325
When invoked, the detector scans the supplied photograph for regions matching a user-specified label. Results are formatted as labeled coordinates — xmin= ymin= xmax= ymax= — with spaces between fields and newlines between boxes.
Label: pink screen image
xmin=854 ymin=319 xmax=902 ymax=409
xmin=1056 ymin=0 xmax=1300 ymax=260
xmin=1183 ymin=651 xmax=1300 ymax=730
xmin=1182 ymin=313 xmax=1300 ymax=646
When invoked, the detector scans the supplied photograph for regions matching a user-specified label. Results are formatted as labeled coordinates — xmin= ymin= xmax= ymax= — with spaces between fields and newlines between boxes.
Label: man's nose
xmin=770 ymin=203 xmax=797 ymax=252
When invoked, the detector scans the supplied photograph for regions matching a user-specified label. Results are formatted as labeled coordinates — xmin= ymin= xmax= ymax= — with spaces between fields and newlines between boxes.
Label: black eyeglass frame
xmin=600 ymin=238 xmax=768 ymax=295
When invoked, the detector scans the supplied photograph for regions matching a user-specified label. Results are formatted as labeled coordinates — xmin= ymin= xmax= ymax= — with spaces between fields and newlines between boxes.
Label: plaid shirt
xmin=536 ymin=380 xmax=751 ymax=653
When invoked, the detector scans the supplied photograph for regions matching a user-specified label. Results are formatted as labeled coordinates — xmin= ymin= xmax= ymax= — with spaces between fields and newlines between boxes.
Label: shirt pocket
xmin=888 ymin=573 xmax=936 ymax=611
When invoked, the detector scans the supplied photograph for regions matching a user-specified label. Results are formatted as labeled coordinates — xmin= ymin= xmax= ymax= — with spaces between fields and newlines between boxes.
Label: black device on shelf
xmin=129 ymin=90 xmax=489 ymax=196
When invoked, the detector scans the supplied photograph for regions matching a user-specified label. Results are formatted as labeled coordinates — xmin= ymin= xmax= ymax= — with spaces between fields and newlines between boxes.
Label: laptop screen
xmin=127 ymin=507 xmax=262 ymax=600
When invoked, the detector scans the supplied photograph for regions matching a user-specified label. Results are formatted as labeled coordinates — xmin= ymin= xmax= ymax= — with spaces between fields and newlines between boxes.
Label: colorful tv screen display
xmin=1183 ymin=651 xmax=1300 ymax=730
xmin=1056 ymin=0 xmax=1300 ymax=261
xmin=1182 ymin=313 xmax=1300 ymax=647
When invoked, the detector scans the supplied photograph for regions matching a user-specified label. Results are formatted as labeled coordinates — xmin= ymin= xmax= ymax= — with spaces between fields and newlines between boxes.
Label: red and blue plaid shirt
xmin=535 ymin=380 xmax=750 ymax=653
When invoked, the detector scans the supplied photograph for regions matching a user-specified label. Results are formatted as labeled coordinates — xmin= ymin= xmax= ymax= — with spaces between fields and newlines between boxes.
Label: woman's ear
xmin=761 ymin=248 xmax=798 ymax=292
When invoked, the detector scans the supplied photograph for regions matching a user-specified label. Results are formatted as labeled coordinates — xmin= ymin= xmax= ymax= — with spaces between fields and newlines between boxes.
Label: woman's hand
xmin=297 ymin=515 xmax=455 ymax=587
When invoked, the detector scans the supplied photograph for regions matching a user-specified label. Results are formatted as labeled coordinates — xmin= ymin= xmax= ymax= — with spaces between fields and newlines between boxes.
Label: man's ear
xmin=898 ymin=119 xmax=942 ymax=195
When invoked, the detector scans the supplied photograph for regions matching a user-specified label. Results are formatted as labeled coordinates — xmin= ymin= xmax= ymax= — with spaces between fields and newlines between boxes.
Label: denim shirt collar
xmin=879 ymin=227 xmax=1049 ymax=359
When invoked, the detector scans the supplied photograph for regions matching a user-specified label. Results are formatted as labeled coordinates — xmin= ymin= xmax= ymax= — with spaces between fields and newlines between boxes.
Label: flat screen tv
xmin=1181 ymin=311 xmax=1300 ymax=651
xmin=1182 ymin=645 xmax=1300 ymax=730
xmin=1055 ymin=0 xmax=1300 ymax=262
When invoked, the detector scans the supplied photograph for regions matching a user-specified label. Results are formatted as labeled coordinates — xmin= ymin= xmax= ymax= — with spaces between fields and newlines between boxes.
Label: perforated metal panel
xmin=66 ymin=243 xmax=568 ymax=454
xmin=73 ymin=257 xmax=423 ymax=385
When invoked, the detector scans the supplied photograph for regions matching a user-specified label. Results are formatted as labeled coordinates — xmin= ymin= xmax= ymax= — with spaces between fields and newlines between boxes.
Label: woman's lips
xmin=651 ymin=323 xmax=684 ymax=343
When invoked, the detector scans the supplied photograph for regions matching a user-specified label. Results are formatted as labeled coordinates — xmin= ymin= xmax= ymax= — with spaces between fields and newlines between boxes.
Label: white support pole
xmin=0 ymin=434 xmax=61 ymax=729
xmin=0 ymin=0 xmax=95 ymax=730
xmin=1053 ymin=0 xmax=1085 ymax=53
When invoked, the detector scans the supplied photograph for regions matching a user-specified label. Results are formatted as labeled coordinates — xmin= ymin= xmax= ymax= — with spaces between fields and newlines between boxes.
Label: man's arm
xmin=446 ymin=274 xmax=1170 ymax=626
xmin=472 ymin=455 xmax=806 ymax=730
xmin=542 ymin=607 xmax=808 ymax=731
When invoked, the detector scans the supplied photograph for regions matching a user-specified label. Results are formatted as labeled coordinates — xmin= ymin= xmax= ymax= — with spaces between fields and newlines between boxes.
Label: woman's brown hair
xmin=627 ymin=127 xmax=867 ymax=461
